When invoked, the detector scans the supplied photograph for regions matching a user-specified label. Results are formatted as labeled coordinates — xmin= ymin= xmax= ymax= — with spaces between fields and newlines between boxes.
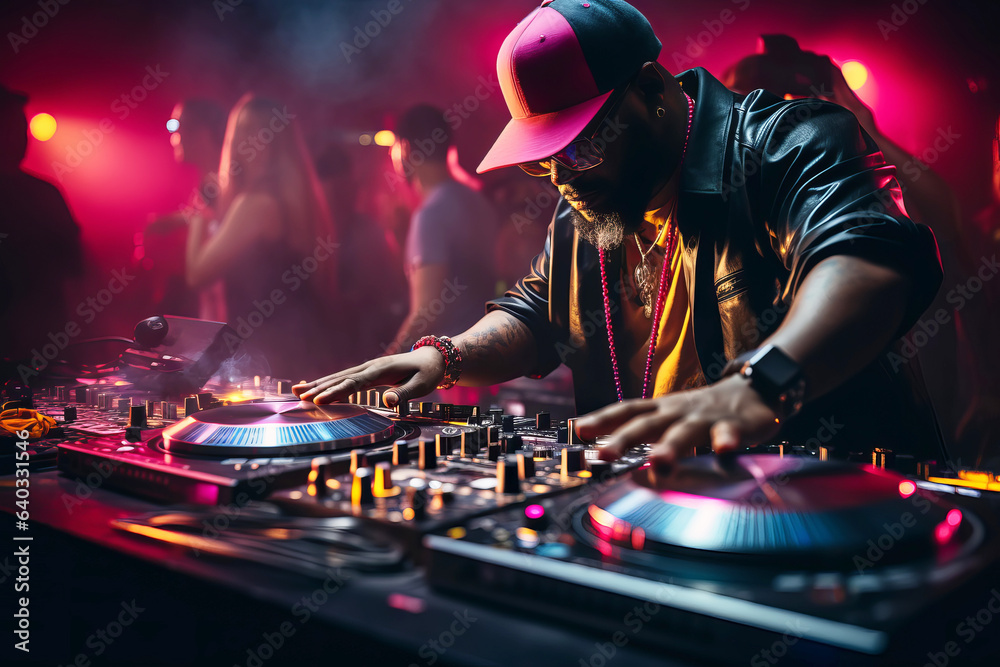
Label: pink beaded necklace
xmin=599 ymin=92 xmax=695 ymax=403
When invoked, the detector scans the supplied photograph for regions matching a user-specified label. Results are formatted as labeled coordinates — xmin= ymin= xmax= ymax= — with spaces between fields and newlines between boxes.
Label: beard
xmin=569 ymin=204 xmax=645 ymax=251
xmin=570 ymin=209 xmax=627 ymax=251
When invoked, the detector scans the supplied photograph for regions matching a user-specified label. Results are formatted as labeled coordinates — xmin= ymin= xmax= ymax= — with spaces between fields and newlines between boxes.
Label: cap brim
xmin=476 ymin=91 xmax=613 ymax=174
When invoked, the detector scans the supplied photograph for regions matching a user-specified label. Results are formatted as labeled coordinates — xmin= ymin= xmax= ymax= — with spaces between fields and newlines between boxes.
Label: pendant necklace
xmin=599 ymin=91 xmax=694 ymax=402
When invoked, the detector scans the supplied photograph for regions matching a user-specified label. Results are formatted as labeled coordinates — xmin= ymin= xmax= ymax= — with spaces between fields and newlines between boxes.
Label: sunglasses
xmin=518 ymin=77 xmax=634 ymax=178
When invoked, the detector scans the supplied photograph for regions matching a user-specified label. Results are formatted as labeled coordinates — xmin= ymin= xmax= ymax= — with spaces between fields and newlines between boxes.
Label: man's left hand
xmin=574 ymin=375 xmax=782 ymax=466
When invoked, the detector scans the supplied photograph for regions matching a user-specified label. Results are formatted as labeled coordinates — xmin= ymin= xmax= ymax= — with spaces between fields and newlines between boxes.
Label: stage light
xmin=841 ymin=61 xmax=868 ymax=91
xmin=373 ymin=130 xmax=395 ymax=146
xmin=29 ymin=113 xmax=57 ymax=141
xmin=358 ymin=133 xmax=373 ymax=146
xmin=166 ymin=118 xmax=180 ymax=132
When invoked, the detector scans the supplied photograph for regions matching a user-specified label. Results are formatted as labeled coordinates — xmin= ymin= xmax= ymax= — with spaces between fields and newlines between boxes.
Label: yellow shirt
xmin=619 ymin=200 xmax=705 ymax=399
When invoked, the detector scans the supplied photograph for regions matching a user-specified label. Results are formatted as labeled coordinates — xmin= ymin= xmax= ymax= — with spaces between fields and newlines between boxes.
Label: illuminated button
xmin=373 ymin=462 xmax=396 ymax=496
xmin=497 ymin=458 xmax=520 ymax=494
xmin=392 ymin=439 xmax=410 ymax=465
xmin=516 ymin=449 xmax=535 ymax=479
xmin=436 ymin=432 xmax=460 ymax=456
xmin=561 ymin=446 xmax=587 ymax=473
xmin=418 ymin=438 xmax=438 ymax=470
xmin=351 ymin=467 xmax=375 ymax=506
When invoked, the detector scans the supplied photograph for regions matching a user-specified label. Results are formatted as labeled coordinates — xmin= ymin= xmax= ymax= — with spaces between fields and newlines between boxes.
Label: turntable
xmin=57 ymin=400 xmax=418 ymax=504
xmin=427 ymin=455 xmax=1000 ymax=665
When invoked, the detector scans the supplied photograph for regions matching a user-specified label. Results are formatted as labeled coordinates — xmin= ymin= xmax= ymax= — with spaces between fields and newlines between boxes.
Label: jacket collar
xmin=676 ymin=67 xmax=736 ymax=195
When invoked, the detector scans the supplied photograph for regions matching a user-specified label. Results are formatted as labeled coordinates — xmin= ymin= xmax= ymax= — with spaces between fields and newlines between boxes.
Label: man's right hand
xmin=292 ymin=347 xmax=446 ymax=407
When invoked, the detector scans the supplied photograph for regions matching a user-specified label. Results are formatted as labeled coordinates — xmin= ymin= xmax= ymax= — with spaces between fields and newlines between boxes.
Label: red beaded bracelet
xmin=411 ymin=335 xmax=463 ymax=389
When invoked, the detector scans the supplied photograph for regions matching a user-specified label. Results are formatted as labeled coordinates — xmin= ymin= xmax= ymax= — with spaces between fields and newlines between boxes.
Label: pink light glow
xmin=525 ymin=504 xmax=545 ymax=520
xmin=898 ymin=480 xmax=917 ymax=498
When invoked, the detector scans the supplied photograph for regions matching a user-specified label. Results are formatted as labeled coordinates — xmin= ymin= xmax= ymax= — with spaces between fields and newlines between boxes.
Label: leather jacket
xmin=488 ymin=67 xmax=947 ymax=461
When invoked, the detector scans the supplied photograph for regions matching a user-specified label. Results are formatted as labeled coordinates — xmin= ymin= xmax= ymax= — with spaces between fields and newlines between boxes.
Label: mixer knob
xmin=487 ymin=443 xmax=502 ymax=462
xmin=436 ymin=433 xmax=460 ymax=456
xmin=561 ymin=446 xmax=587 ymax=473
xmin=435 ymin=403 xmax=453 ymax=420
xmin=184 ymin=396 xmax=200 ymax=416
xmin=351 ymin=467 xmax=375 ymax=506
xmin=350 ymin=449 xmax=370 ymax=474
xmin=63 ymin=406 xmax=77 ymax=423
xmin=373 ymin=462 xmax=396 ymax=496
xmin=556 ymin=426 xmax=569 ymax=444
xmin=497 ymin=457 xmax=521 ymax=494
xmin=418 ymin=402 xmax=435 ymax=416
xmin=502 ymin=414 xmax=515 ymax=432
xmin=367 ymin=389 xmax=382 ymax=408
xmin=535 ymin=411 xmax=551 ymax=430
xmin=487 ymin=425 xmax=500 ymax=445
xmin=125 ymin=426 xmax=142 ymax=442
xmin=516 ymin=449 xmax=535 ymax=479
xmin=418 ymin=438 xmax=438 ymax=470
xmin=406 ymin=483 xmax=429 ymax=520
xmin=872 ymin=448 xmax=895 ymax=469
xmin=145 ymin=400 xmax=156 ymax=418
xmin=567 ymin=418 xmax=584 ymax=445
xmin=393 ymin=439 xmax=411 ymax=465
xmin=162 ymin=402 xmax=178 ymax=420
xmin=488 ymin=408 xmax=503 ymax=424
xmin=460 ymin=429 xmax=481 ymax=458
xmin=588 ymin=459 xmax=612 ymax=481
xmin=275 ymin=381 xmax=291 ymax=395
xmin=197 ymin=392 xmax=213 ymax=410
xmin=503 ymin=434 xmax=523 ymax=454
xmin=309 ymin=458 xmax=330 ymax=496
xmin=116 ymin=398 xmax=131 ymax=415
xmin=394 ymin=399 xmax=410 ymax=417
xmin=129 ymin=405 xmax=147 ymax=428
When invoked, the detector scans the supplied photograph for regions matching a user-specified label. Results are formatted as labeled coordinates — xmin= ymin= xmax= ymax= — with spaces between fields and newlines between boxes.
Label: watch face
xmin=743 ymin=346 xmax=805 ymax=418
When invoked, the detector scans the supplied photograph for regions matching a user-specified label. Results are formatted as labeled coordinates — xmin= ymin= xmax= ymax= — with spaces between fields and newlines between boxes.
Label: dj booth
xmin=3 ymin=318 xmax=1000 ymax=666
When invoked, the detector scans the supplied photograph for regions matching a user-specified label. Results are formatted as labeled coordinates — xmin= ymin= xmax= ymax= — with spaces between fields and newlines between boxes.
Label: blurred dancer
xmin=724 ymin=35 xmax=970 ymax=449
xmin=386 ymin=104 xmax=498 ymax=355
xmin=146 ymin=98 xmax=227 ymax=320
xmin=0 ymin=84 xmax=83 ymax=366
xmin=315 ymin=144 xmax=407 ymax=363
xmin=185 ymin=94 xmax=339 ymax=380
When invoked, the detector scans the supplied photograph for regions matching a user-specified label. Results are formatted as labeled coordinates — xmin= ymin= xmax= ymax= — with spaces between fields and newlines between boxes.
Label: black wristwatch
xmin=736 ymin=345 xmax=806 ymax=421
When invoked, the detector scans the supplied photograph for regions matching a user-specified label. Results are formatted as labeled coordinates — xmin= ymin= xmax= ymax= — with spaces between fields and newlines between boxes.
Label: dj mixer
xmin=3 ymin=378 xmax=1000 ymax=666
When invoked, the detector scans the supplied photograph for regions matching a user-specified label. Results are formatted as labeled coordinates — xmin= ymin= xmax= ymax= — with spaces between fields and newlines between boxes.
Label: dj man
xmin=296 ymin=0 xmax=945 ymax=466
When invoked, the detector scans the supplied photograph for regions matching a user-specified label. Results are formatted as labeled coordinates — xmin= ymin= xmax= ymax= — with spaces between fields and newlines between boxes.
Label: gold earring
xmin=656 ymin=107 xmax=665 ymax=117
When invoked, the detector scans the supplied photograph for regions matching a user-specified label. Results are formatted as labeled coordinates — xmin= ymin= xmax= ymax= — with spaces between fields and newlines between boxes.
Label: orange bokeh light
xmin=29 ymin=113 xmax=57 ymax=141
xmin=841 ymin=61 xmax=869 ymax=91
